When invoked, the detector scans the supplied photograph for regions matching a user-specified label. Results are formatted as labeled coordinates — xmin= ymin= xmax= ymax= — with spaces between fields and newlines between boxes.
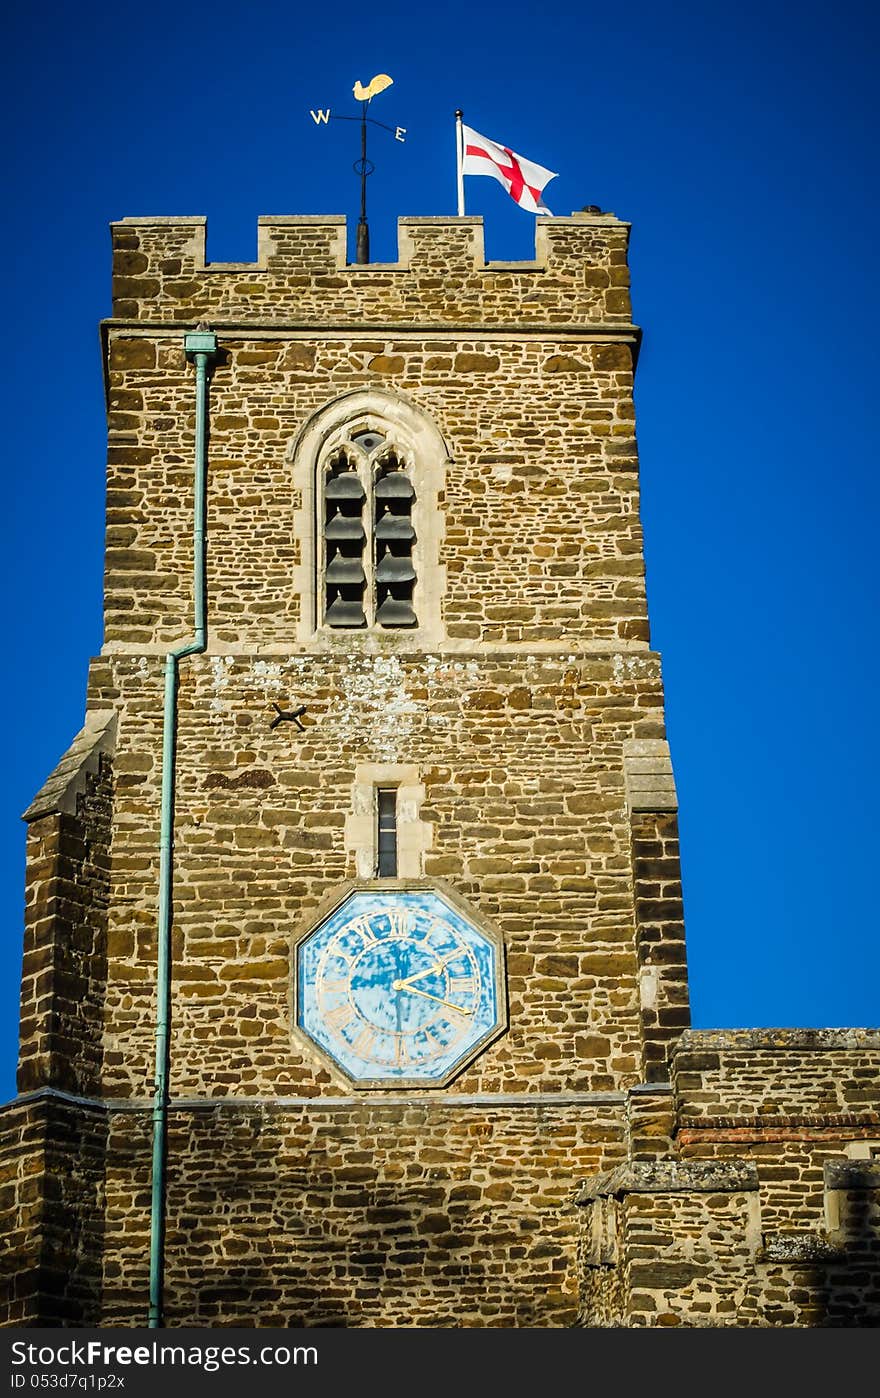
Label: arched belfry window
xmin=321 ymin=430 xmax=417 ymax=629
xmin=291 ymin=390 xmax=448 ymax=645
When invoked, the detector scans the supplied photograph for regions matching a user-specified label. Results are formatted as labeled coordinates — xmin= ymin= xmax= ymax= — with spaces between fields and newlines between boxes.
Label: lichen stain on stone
xmin=611 ymin=653 xmax=652 ymax=685
xmin=335 ymin=655 xmax=421 ymax=761
xmin=209 ymin=655 xmax=235 ymax=711
xmin=252 ymin=660 xmax=286 ymax=691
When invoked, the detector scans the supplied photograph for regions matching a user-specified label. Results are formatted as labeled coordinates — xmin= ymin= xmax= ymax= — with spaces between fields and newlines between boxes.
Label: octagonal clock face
xmin=295 ymin=889 xmax=505 ymax=1087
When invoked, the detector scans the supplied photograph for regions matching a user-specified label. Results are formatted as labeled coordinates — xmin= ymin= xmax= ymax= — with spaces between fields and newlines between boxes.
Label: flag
xmin=460 ymin=123 xmax=557 ymax=214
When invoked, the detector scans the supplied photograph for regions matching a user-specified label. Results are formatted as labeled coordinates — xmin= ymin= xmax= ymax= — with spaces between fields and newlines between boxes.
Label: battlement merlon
xmin=108 ymin=214 xmax=634 ymax=329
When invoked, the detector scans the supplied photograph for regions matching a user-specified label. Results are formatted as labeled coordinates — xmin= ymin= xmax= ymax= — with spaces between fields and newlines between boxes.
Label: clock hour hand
xmin=391 ymin=981 xmax=473 ymax=1015
xmin=393 ymin=961 xmax=443 ymax=989
xmin=394 ymin=948 xmax=464 ymax=990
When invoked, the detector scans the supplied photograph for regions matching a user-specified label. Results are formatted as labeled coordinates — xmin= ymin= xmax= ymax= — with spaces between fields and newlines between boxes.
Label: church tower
xmin=2 ymin=214 xmax=876 ymax=1329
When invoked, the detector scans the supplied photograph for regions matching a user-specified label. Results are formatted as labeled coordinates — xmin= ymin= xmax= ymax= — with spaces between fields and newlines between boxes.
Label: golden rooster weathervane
xmin=309 ymin=74 xmax=407 ymax=264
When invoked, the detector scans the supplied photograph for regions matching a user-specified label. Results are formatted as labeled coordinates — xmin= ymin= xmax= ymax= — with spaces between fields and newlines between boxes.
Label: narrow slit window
xmin=377 ymin=788 xmax=398 ymax=877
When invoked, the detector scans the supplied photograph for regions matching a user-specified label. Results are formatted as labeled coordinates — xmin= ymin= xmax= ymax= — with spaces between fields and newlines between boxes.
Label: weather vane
xmin=310 ymin=74 xmax=406 ymax=264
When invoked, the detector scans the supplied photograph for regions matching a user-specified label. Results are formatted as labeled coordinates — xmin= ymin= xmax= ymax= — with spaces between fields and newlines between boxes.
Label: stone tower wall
xmin=98 ymin=1100 xmax=625 ymax=1327
xmin=85 ymin=648 xmax=669 ymax=1104
xmin=13 ymin=214 xmax=877 ymax=1330
xmin=103 ymin=216 xmax=644 ymax=652
xmin=92 ymin=215 xmax=674 ymax=1116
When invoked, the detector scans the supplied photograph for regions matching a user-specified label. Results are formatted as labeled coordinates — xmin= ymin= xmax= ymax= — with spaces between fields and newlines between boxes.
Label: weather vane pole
xmin=310 ymin=74 xmax=406 ymax=264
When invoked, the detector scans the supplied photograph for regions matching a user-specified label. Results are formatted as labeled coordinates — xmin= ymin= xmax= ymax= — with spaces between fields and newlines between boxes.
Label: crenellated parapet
xmin=109 ymin=214 xmax=632 ymax=327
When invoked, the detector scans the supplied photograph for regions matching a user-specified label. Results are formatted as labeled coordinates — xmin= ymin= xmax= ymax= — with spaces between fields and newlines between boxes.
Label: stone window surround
xmin=824 ymin=1141 xmax=880 ymax=1236
xmin=290 ymin=388 xmax=449 ymax=646
xmin=344 ymin=763 xmax=433 ymax=880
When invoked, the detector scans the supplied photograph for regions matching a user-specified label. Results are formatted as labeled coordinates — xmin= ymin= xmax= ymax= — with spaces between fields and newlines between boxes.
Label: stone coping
xmin=22 ymin=710 xmax=117 ymax=823
xmin=824 ymin=1161 xmax=880 ymax=1190
xmin=575 ymin=1159 xmax=759 ymax=1203
xmin=673 ymin=1028 xmax=880 ymax=1053
xmin=95 ymin=642 xmax=662 ymax=661
xmin=102 ymin=319 xmax=640 ymax=337
xmin=3 ymin=1085 xmax=629 ymax=1114
xmin=760 ymin=1233 xmax=843 ymax=1263
xmin=115 ymin=213 xmax=626 ymax=230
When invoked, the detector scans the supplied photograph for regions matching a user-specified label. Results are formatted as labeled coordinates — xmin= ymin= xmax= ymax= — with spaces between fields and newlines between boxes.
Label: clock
xmin=294 ymin=887 xmax=506 ymax=1086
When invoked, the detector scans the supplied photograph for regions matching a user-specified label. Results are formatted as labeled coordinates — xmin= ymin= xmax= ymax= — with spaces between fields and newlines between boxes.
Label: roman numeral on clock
xmin=320 ymin=978 xmax=348 ymax=996
xmin=325 ymin=1003 xmax=358 ymax=1032
xmin=386 ymin=910 xmax=409 ymax=939
xmin=347 ymin=916 xmax=379 ymax=944
xmin=352 ymin=1025 xmax=379 ymax=1058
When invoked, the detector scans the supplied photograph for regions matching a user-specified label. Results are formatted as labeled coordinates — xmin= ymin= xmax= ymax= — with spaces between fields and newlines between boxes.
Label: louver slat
xmin=325 ymin=558 xmax=366 ymax=584
xmin=374 ymin=472 xmax=415 ymax=502
xmin=375 ymin=516 xmax=415 ymax=543
xmin=325 ymin=516 xmax=366 ymax=543
xmin=325 ymin=596 xmax=366 ymax=627
xmin=376 ymin=556 xmax=416 ymax=583
xmin=376 ymin=597 xmax=417 ymax=627
xmin=325 ymin=474 xmax=366 ymax=502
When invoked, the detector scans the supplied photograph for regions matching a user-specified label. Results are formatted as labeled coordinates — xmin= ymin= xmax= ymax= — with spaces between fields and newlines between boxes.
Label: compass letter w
xmin=310 ymin=109 xmax=331 ymax=125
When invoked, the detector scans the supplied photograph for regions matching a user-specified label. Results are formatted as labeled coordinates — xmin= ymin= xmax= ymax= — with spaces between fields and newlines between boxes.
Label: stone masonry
xmin=577 ymin=1030 xmax=880 ymax=1326
xmin=0 ymin=214 xmax=876 ymax=1327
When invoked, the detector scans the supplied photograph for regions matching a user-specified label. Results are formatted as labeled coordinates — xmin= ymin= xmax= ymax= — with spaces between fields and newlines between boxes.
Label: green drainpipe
xmin=149 ymin=329 xmax=219 ymax=1329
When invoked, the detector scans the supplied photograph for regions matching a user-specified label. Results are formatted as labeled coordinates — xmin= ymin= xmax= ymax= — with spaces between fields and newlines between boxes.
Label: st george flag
xmin=461 ymin=123 xmax=557 ymax=214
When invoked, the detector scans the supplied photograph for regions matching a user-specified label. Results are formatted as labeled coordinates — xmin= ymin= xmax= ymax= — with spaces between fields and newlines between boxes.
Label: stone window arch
xmin=291 ymin=390 xmax=448 ymax=645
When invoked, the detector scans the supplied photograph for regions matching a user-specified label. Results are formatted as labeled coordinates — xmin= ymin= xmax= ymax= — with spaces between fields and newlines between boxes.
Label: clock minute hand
xmin=392 ymin=982 xmax=473 ymax=1015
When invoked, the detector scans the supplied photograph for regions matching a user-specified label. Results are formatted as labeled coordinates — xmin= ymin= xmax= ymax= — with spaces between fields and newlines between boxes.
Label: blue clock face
xmin=295 ymin=889 xmax=504 ymax=1085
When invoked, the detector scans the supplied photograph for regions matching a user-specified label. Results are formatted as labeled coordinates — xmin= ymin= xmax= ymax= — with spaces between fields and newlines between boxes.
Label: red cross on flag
xmin=460 ymin=123 xmax=557 ymax=214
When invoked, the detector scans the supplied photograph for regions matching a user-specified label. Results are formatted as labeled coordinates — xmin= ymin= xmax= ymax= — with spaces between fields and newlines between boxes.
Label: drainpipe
xmin=149 ymin=328 xmax=219 ymax=1329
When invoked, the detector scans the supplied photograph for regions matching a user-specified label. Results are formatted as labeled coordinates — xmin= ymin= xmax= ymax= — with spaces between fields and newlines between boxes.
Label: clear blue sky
xmin=1 ymin=0 xmax=877 ymax=1102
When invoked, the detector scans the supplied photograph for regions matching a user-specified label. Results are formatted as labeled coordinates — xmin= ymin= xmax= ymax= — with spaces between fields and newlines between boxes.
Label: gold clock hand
xmin=392 ymin=983 xmax=474 ymax=1015
xmin=395 ymin=947 xmax=464 ymax=992
xmin=393 ymin=962 xmax=442 ymax=989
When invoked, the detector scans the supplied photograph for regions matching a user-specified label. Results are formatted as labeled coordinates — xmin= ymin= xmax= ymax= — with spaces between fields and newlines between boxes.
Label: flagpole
xmin=455 ymin=109 xmax=465 ymax=217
